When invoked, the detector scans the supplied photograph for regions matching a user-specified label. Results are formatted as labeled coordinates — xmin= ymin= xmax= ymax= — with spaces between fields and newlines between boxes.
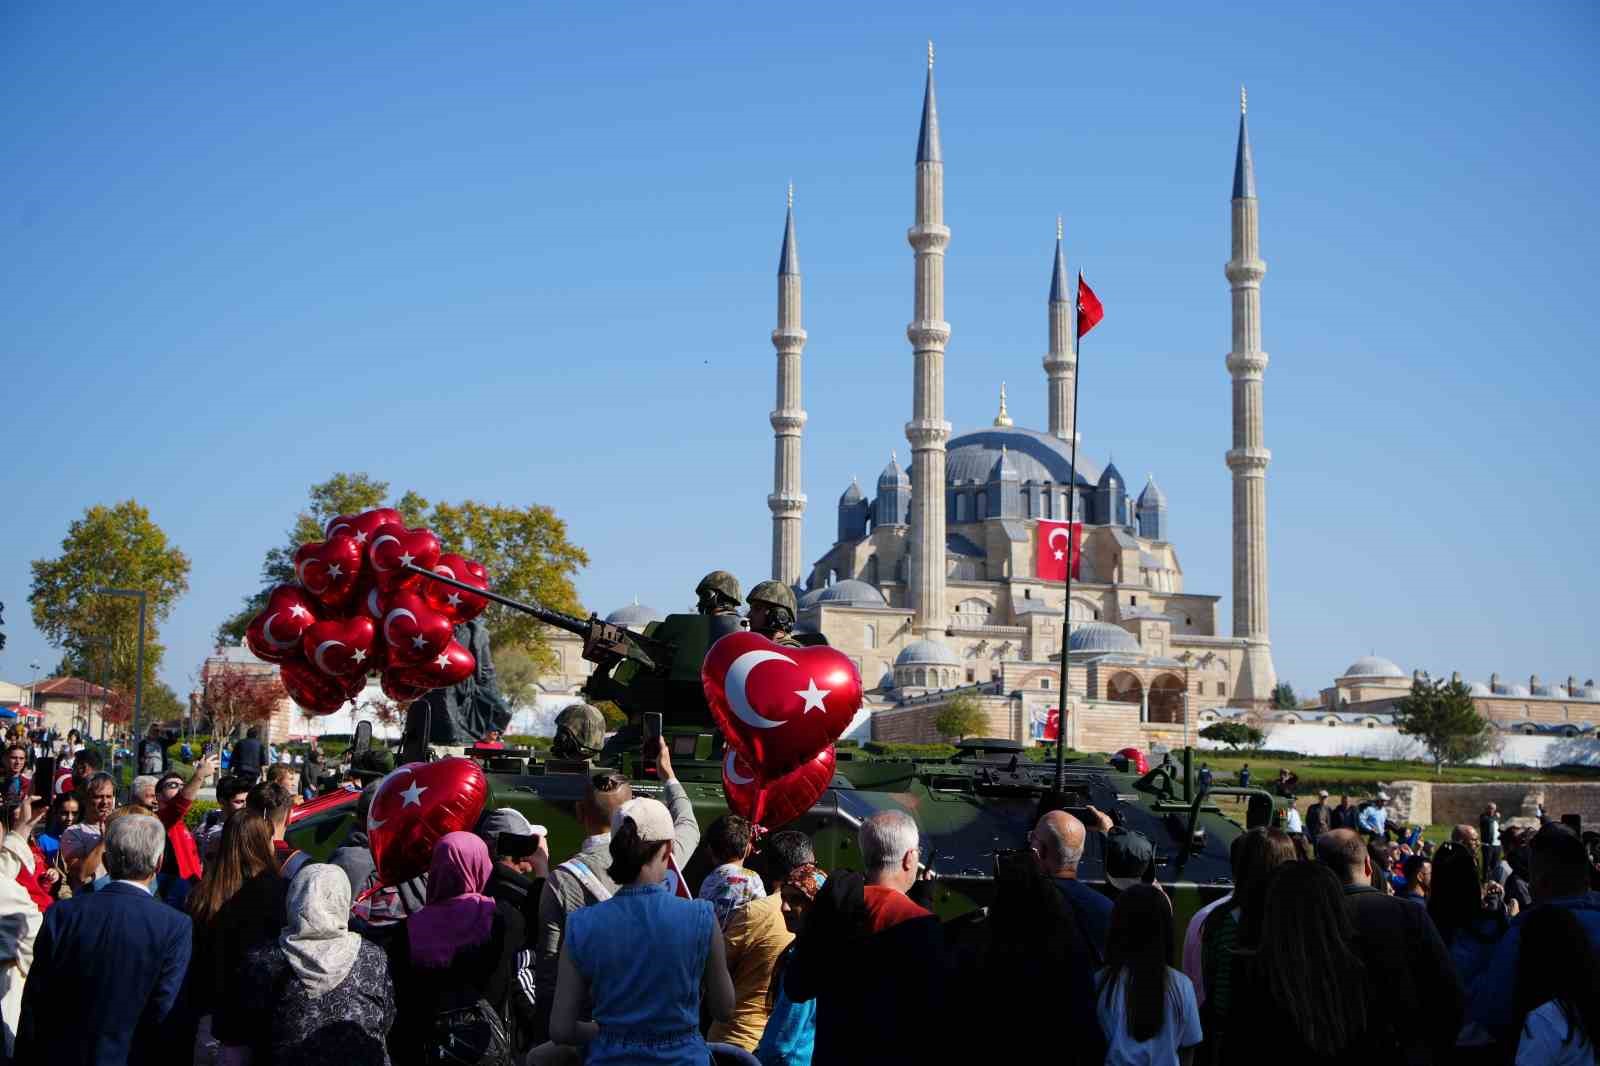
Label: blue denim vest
xmin=567 ymin=881 xmax=715 ymax=1065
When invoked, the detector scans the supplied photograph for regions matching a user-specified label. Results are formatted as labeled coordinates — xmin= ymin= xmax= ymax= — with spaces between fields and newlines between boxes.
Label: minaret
xmin=768 ymin=183 xmax=807 ymax=586
xmin=1225 ymin=87 xmax=1278 ymax=706
xmin=1044 ymin=215 xmax=1077 ymax=442
xmin=906 ymin=42 xmax=951 ymax=638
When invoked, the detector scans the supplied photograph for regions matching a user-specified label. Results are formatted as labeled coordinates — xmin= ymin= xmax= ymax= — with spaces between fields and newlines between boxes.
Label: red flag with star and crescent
xmin=1036 ymin=519 xmax=1082 ymax=582
xmin=1043 ymin=708 xmax=1061 ymax=742
xmin=1076 ymin=274 xmax=1104 ymax=338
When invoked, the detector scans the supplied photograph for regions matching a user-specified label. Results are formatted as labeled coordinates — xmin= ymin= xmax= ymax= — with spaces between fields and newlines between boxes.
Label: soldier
xmin=746 ymin=580 xmax=801 ymax=648
xmin=694 ymin=570 xmax=743 ymax=617
xmin=550 ymin=702 xmax=607 ymax=764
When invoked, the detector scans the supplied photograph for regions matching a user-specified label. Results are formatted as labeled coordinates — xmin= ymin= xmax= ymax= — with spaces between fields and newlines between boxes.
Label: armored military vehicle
xmin=287 ymin=568 xmax=1273 ymax=931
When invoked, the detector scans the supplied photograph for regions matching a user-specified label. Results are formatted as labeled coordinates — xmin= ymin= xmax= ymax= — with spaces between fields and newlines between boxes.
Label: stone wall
xmin=1385 ymin=780 xmax=1600 ymax=828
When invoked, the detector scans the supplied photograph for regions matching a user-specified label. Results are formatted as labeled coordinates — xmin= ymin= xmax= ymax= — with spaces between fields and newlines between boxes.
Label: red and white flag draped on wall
xmin=1036 ymin=519 xmax=1082 ymax=582
xmin=1043 ymin=708 xmax=1061 ymax=741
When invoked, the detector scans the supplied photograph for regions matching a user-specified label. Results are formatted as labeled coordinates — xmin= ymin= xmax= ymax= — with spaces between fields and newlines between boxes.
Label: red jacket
xmin=159 ymin=793 xmax=202 ymax=880
xmin=17 ymin=839 xmax=53 ymax=911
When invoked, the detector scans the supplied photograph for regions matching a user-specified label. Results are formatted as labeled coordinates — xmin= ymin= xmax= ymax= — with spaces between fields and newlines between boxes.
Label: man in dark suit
xmin=230 ymin=726 xmax=265 ymax=783
xmin=1316 ymin=828 xmax=1462 ymax=1064
xmin=14 ymin=813 xmax=192 ymax=1066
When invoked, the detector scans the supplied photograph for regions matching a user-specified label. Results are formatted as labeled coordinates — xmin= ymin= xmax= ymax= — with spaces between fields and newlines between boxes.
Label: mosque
xmin=541 ymin=51 xmax=1283 ymax=755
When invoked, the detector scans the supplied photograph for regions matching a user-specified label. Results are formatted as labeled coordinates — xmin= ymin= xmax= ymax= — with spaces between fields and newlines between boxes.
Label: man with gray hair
xmin=130 ymin=775 xmax=160 ymax=813
xmin=785 ymin=809 xmax=948 ymax=1066
xmin=15 ymin=814 xmax=192 ymax=1064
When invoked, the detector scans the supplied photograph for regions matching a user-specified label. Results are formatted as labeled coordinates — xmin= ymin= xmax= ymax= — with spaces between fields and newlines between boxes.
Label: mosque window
xmin=976 ymin=492 xmax=988 ymax=520
xmin=955 ymin=494 xmax=968 ymax=522
xmin=865 ymin=624 xmax=877 ymax=648
xmin=967 ymin=667 xmax=975 ymax=682
xmin=916 ymin=668 xmax=927 ymax=687
xmin=1216 ymin=682 xmax=1226 ymax=696
xmin=1040 ymin=677 xmax=1051 ymax=690
xmin=1042 ymin=491 xmax=1053 ymax=519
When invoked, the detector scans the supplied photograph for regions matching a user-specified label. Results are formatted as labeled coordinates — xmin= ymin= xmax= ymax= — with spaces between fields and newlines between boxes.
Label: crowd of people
xmin=0 ymin=720 xmax=1594 ymax=1066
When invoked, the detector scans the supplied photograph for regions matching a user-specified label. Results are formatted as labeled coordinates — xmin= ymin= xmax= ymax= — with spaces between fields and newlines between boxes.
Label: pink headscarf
xmin=407 ymin=831 xmax=497 ymax=969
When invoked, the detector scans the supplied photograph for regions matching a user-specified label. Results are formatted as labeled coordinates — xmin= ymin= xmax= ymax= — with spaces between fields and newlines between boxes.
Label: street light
xmin=94 ymin=587 xmax=147 ymax=756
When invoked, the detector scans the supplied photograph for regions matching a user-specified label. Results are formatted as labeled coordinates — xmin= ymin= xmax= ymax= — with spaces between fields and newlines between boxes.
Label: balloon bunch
xmin=701 ymin=631 xmax=863 ymax=829
xmin=244 ymin=508 xmax=491 ymax=714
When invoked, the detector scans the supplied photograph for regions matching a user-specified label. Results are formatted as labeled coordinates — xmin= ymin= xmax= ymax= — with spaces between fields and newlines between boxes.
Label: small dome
xmin=797 ymin=587 xmax=824 ymax=609
xmin=605 ymin=601 xmax=664 ymax=628
xmin=1532 ymin=683 xmax=1558 ymax=697
xmin=1067 ymin=621 xmax=1140 ymax=654
xmin=1468 ymin=681 xmax=1491 ymax=696
xmin=895 ymin=639 xmax=961 ymax=666
xmin=1506 ymin=684 xmax=1531 ymax=697
xmin=839 ymin=479 xmax=864 ymax=503
xmin=1342 ymin=656 xmax=1406 ymax=679
xmin=812 ymin=579 xmax=887 ymax=608
xmin=1098 ymin=461 xmax=1124 ymax=489
xmin=1137 ymin=475 xmax=1166 ymax=509
xmin=877 ymin=670 xmax=896 ymax=690
xmin=878 ymin=454 xmax=909 ymax=487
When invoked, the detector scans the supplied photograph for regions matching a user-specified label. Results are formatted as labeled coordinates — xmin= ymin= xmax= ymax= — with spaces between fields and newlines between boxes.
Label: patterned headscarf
xmin=780 ymin=862 xmax=826 ymax=902
xmin=697 ymin=862 xmax=767 ymax=929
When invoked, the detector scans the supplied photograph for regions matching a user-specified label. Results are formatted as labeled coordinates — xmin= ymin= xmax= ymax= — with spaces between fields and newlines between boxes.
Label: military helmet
xmin=695 ymin=570 xmax=742 ymax=604
xmin=747 ymin=580 xmax=797 ymax=615
xmin=553 ymin=702 xmax=606 ymax=758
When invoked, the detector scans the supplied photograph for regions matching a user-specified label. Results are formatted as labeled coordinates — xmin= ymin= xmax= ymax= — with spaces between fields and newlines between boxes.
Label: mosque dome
xmin=878 ymin=454 xmax=910 ymax=487
xmin=1137 ymin=476 xmax=1167 ymax=509
xmin=1342 ymin=656 xmax=1406 ymax=679
xmin=895 ymin=639 xmax=961 ymax=666
xmin=1067 ymin=621 xmax=1140 ymax=655
xmin=877 ymin=669 xmax=896 ymax=690
xmin=1505 ymin=684 xmax=1532 ymax=697
xmin=839 ymin=479 xmax=864 ymax=504
xmin=945 ymin=426 xmax=1102 ymax=488
xmin=605 ymin=601 xmax=664 ymax=628
xmin=1468 ymin=681 xmax=1492 ymax=697
xmin=811 ymin=579 xmax=887 ymax=608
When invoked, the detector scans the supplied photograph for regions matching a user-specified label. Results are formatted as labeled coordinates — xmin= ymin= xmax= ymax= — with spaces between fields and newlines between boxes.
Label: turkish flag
xmin=1076 ymin=274 xmax=1104 ymax=338
xmin=1044 ymin=707 xmax=1061 ymax=741
xmin=1036 ymin=520 xmax=1082 ymax=582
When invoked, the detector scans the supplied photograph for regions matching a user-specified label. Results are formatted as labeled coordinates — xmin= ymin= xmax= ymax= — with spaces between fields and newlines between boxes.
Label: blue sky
xmin=3 ymin=2 xmax=1597 ymax=701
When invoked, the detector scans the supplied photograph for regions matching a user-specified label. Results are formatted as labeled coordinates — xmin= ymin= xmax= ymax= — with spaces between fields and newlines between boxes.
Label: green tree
xmin=217 ymin=475 xmax=589 ymax=678
xmin=493 ymin=645 xmax=543 ymax=707
xmin=1393 ymin=676 xmax=1494 ymax=775
xmin=591 ymin=700 xmax=627 ymax=730
xmin=933 ymin=692 xmax=987 ymax=742
xmin=1272 ymin=681 xmax=1298 ymax=710
xmin=29 ymin=501 xmax=191 ymax=698
xmin=1199 ymin=721 xmax=1265 ymax=751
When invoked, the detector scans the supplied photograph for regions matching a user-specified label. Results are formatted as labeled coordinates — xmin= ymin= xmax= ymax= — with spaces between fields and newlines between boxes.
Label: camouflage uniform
xmin=551 ymin=702 xmax=607 ymax=762
xmin=747 ymin=579 xmax=801 ymax=648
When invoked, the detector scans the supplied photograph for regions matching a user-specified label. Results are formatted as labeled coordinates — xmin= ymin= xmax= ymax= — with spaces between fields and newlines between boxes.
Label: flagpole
xmin=1053 ymin=272 xmax=1086 ymax=793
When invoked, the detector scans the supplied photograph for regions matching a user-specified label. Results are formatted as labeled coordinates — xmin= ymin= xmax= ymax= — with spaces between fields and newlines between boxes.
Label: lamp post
xmin=93 ymin=587 xmax=146 ymax=760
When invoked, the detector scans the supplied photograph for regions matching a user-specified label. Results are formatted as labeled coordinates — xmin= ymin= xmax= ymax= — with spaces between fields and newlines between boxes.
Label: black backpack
xmin=426 ymin=998 xmax=513 ymax=1066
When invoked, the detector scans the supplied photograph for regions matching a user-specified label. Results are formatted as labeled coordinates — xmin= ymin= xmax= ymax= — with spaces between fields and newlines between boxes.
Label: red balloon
xmin=367 ymin=523 xmax=441 ymax=591
xmin=339 ymin=671 xmax=368 ymax=699
xmin=245 ymin=585 xmax=321 ymax=664
xmin=422 ymin=554 xmax=490 ymax=623
xmin=702 ymin=632 xmax=862 ymax=781
xmin=293 ymin=535 xmax=365 ymax=610
xmin=378 ymin=589 xmax=455 ymax=666
xmin=723 ymin=745 xmax=835 ymax=828
xmin=368 ymin=758 xmax=489 ymax=885
xmin=380 ymin=668 xmax=428 ymax=702
xmin=300 ymin=615 xmax=378 ymax=676
xmin=391 ymin=639 xmax=476 ymax=690
xmin=280 ymin=659 xmax=348 ymax=714
xmin=324 ymin=508 xmax=404 ymax=546
xmin=355 ymin=573 xmax=385 ymax=623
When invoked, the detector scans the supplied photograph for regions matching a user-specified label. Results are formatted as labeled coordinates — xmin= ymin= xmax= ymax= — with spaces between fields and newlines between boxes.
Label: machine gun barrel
xmin=401 ymin=563 xmax=669 ymax=672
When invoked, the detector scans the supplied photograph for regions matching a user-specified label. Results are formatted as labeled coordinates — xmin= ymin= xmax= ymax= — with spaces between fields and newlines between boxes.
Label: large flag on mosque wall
xmin=1035 ymin=520 xmax=1082 ymax=582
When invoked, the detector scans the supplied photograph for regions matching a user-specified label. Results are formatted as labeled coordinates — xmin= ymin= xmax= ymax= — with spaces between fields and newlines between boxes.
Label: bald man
xmin=1029 ymin=804 xmax=1115 ymax=961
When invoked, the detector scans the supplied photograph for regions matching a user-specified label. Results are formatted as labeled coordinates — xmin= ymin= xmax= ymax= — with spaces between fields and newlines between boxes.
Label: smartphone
xmin=642 ymin=712 xmax=663 ymax=777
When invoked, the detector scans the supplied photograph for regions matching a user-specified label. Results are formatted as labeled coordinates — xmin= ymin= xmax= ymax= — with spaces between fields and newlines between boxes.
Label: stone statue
xmin=406 ymin=616 xmax=512 ymax=745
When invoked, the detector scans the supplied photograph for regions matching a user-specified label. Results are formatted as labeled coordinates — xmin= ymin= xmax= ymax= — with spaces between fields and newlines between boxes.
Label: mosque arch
xmin=915 ymin=668 xmax=928 ymax=687
xmin=976 ymin=491 xmax=988 ymax=520
xmin=1106 ymin=672 xmax=1143 ymax=706
xmin=1148 ymin=673 xmax=1185 ymax=724
xmin=1069 ymin=597 xmax=1098 ymax=621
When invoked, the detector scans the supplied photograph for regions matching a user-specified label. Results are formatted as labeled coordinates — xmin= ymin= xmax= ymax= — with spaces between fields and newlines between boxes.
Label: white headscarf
xmin=281 ymin=864 xmax=362 ymax=998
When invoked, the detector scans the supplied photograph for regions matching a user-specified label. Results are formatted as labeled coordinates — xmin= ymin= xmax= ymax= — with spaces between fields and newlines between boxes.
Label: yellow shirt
xmin=707 ymin=894 xmax=793 ymax=1050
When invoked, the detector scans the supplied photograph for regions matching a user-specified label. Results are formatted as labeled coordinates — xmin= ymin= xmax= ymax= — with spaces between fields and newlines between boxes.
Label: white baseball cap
xmin=1376 ymin=791 xmax=1390 ymax=801
xmin=612 ymin=797 xmax=675 ymax=843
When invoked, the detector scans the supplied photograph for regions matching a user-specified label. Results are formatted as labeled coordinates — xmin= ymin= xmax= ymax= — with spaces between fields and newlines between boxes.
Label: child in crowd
xmin=697 ymin=814 xmax=766 ymax=929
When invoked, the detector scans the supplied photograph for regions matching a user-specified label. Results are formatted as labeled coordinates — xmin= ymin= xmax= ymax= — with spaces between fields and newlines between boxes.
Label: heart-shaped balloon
xmin=325 ymin=507 xmax=405 ymax=548
xmin=367 ymin=523 xmax=441 ymax=591
xmin=368 ymin=758 xmax=489 ymax=885
xmin=245 ymin=584 xmax=321 ymax=663
xmin=301 ymin=616 xmax=378 ymax=676
xmin=422 ymin=554 xmax=490 ymax=623
xmin=723 ymin=745 xmax=835 ymax=828
xmin=380 ymin=668 xmax=428 ymax=702
xmin=355 ymin=573 xmax=385 ymax=623
xmin=391 ymin=639 xmax=476 ymax=690
xmin=294 ymin=535 xmax=365 ymax=610
xmin=339 ymin=671 xmax=369 ymax=699
xmin=280 ymin=659 xmax=349 ymax=714
xmin=702 ymin=632 xmax=862 ymax=781
xmin=379 ymin=590 xmax=455 ymax=666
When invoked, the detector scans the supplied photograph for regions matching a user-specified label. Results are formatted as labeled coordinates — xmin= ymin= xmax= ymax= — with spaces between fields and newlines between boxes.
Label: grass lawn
xmin=1190 ymin=751 xmax=1600 ymax=801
